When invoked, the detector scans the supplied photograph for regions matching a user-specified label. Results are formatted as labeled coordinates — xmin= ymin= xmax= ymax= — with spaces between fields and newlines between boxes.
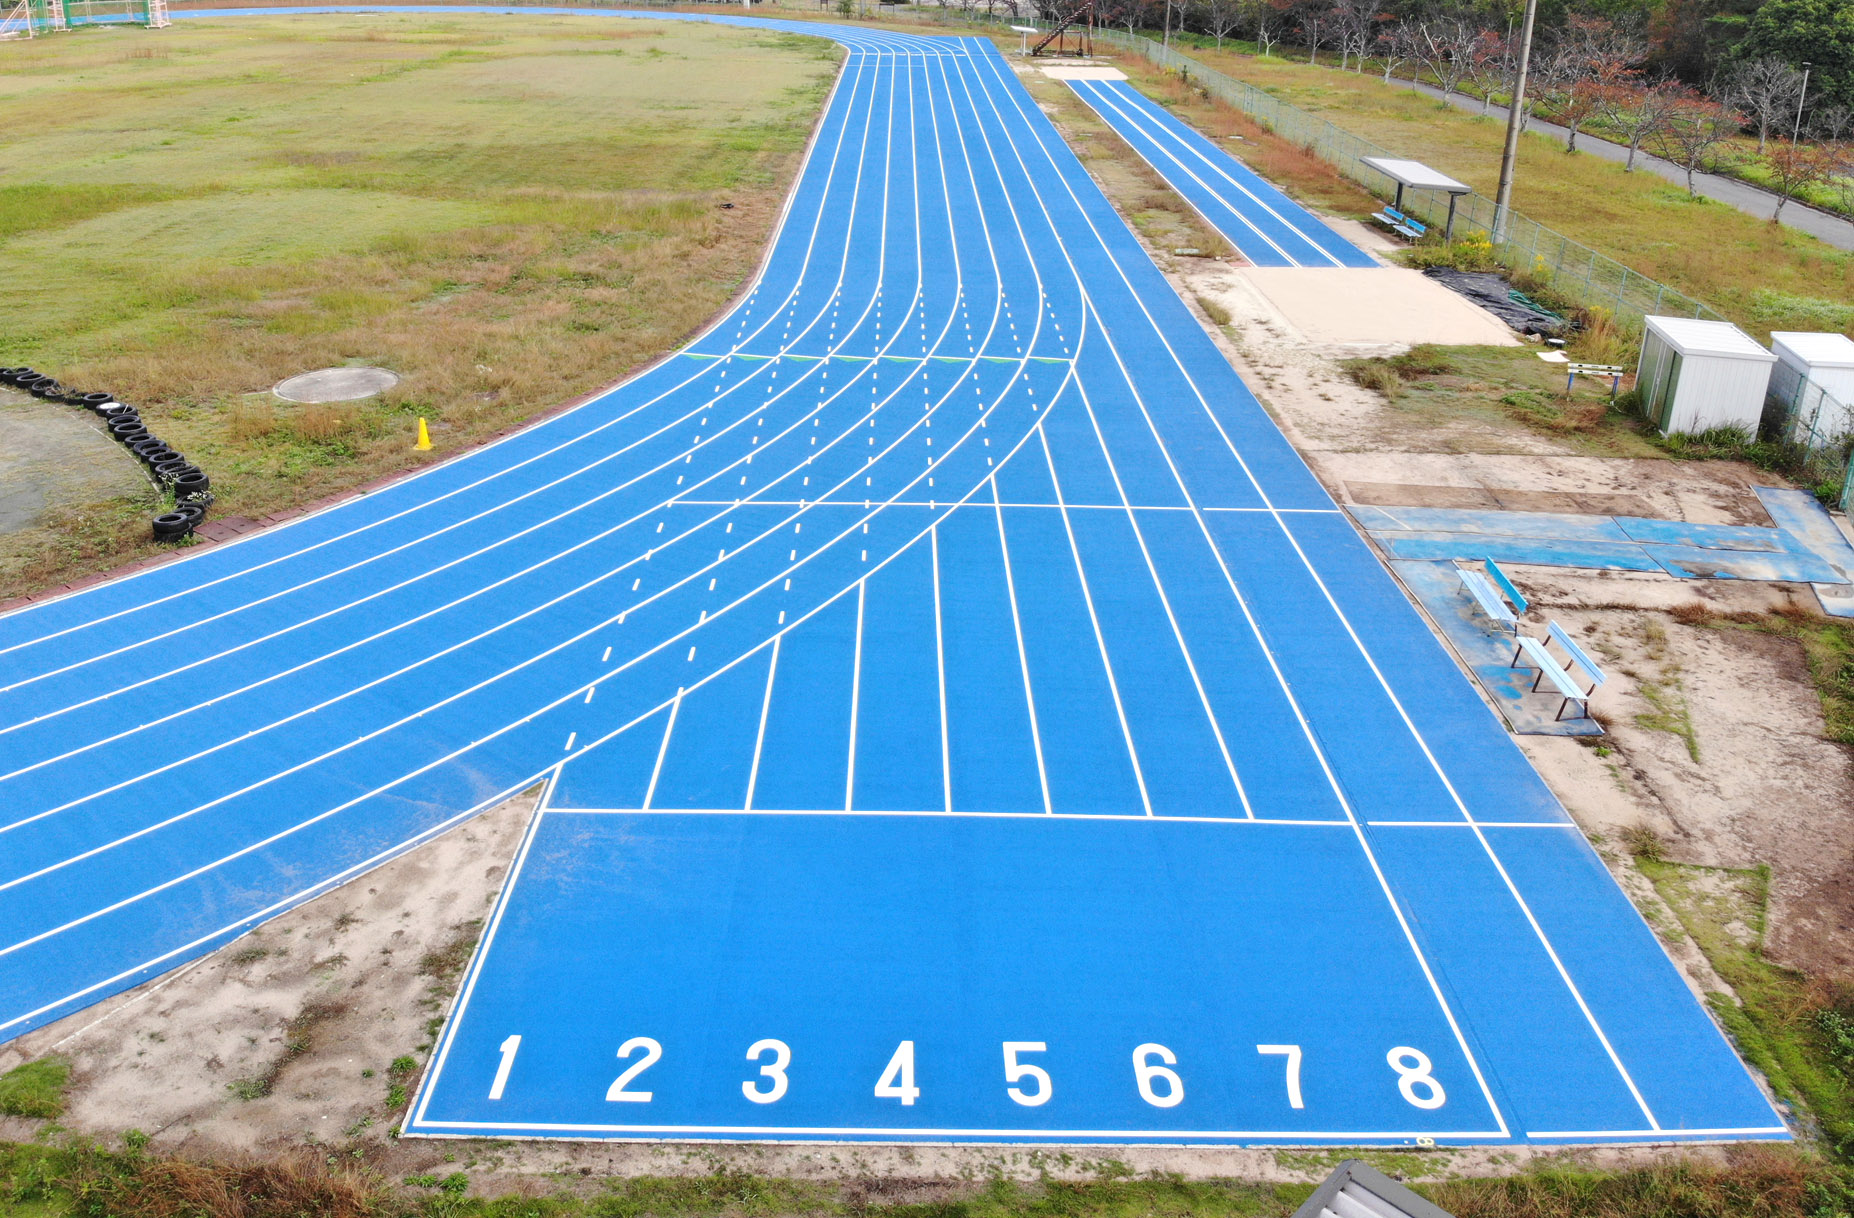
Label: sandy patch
xmin=1235 ymin=267 xmax=1519 ymax=348
xmin=1037 ymin=64 xmax=1126 ymax=80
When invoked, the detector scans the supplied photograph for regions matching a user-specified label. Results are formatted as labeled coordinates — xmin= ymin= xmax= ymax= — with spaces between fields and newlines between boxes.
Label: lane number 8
xmin=1387 ymin=1046 xmax=1445 ymax=1109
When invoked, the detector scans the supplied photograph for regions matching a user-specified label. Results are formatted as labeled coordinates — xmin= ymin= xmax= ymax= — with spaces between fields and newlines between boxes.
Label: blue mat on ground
xmin=0 ymin=10 xmax=1779 ymax=1148
xmin=1354 ymin=501 xmax=1854 ymax=587
xmin=1066 ymin=78 xmax=1376 ymax=269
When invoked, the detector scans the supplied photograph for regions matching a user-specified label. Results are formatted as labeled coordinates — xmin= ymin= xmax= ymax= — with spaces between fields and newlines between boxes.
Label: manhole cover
xmin=273 ymin=366 xmax=399 ymax=403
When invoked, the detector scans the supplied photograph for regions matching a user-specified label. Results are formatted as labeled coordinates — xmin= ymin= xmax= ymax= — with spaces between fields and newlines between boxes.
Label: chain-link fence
xmin=1090 ymin=28 xmax=1726 ymax=332
xmin=1760 ymin=363 xmax=1854 ymax=505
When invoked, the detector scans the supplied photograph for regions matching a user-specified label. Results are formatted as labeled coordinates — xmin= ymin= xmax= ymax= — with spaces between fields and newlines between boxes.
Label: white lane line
xmin=743 ymin=636 xmax=782 ymax=811
xmin=930 ymin=523 xmax=951 ymax=814
xmin=845 ymin=579 xmax=867 ymax=812
xmin=1063 ymin=378 xmax=1254 ymax=818
xmin=1031 ymin=425 xmax=1152 ymax=817
xmin=989 ymin=477 xmax=1053 ymax=815
xmin=640 ymin=689 xmax=683 ymax=811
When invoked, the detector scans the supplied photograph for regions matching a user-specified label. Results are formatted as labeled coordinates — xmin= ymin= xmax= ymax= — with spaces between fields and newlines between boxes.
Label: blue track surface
xmin=0 ymin=8 xmax=1780 ymax=1147
xmin=1066 ymin=78 xmax=1375 ymax=268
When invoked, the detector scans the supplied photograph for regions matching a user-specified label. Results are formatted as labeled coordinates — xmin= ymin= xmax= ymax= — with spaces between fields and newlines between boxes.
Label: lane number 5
xmin=1002 ymin=1042 xmax=1052 ymax=1107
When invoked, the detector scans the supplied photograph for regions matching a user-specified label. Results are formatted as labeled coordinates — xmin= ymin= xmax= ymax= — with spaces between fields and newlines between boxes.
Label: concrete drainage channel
xmin=0 ymin=367 xmax=213 ymax=542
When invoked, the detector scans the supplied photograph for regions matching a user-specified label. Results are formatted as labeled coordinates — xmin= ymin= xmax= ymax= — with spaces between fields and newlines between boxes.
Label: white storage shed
xmin=1637 ymin=316 xmax=1775 ymax=436
xmin=1770 ymin=331 xmax=1854 ymax=446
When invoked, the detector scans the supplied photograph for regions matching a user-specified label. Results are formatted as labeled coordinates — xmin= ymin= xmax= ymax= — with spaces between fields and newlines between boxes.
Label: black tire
xmin=100 ymin=403 xmax=136 ymax=420
xmin=108 ymin=420 xmax=144 ymax=441
xmin=130 ymin=440 xmax=168 ymax=460
xmin=173 ymin=502 xmax=206 ymax=525
xmin=177 ymin=489 xmax=215 ymax=510
xmin=27 ymin=380 xmax=62 ymax=399
xmin=172 ymin=471 xmax=211 ymax=497
xmin=11 ymin=372 xmax=45 ymax=389
xmin=151 ymin=511 xmax=194 ymax=541
xmin=139 ymin=447 xmax=179 ymax=466
xmin=153 ymin=458 xmax=190 ymax=481
xmin=79 ymin=392 xmax=113 ymax=409
xmin=0 ymin=368 xmax=28 ymax=385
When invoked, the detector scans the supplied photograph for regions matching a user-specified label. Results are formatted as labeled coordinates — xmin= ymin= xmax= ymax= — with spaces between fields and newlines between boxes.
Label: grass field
xmin=0 ymin=11 xmax=838 ymax=598
xmin=1134 ymin=46 xmax=1854 ymax=340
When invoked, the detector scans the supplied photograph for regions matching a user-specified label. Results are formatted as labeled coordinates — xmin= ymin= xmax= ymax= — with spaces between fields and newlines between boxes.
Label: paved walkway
xmin=1401 ymin=78 xmax=1854 ymax=251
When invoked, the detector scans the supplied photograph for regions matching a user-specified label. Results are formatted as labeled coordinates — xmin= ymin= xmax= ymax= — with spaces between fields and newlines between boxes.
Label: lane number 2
xmin=1002 ymin=1042 xmax=1051 ymax=1107
xmin=742 ymin=1039 xmax=791 ymax=1104
xmin=606 ymin=1036 xmax=662 ymax=1103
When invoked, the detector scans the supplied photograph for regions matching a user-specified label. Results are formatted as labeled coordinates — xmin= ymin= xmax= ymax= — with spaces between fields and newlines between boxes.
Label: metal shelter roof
xmin=1646 ymin=316 xmax=1776 ymax=362
xmin=1360 ymin=157 xmax=1472 ymax=195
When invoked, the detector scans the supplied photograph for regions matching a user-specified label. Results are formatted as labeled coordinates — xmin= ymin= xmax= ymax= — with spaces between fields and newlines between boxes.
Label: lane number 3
xmin=742 ymin=1039 xmax=791 ymax=1104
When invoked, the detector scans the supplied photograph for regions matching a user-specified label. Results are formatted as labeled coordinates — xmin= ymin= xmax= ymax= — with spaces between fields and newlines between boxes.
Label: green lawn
xmin=1155 ymin=47 xmax=1854 ymax=341
xmin=0 ymin=12 xmax=838 ymax=597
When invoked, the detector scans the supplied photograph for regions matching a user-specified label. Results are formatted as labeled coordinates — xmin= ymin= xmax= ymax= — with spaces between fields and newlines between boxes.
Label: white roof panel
xmin=1645 ymin=316 xmax=1775 ymax=362
xmin=1771 ymin=331 xmax=1854 ymax=369
xmin=1360 ymin=156 xmax=1471 ymax=194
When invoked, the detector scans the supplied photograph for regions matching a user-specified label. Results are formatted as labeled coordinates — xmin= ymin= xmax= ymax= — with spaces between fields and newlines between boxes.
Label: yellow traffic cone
xmin=414 ymin=417 xmax=432 ymax=451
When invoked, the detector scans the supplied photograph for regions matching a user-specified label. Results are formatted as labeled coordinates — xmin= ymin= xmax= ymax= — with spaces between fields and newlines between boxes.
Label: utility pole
xmin=1492 ymin=0 xmax=1537 ymax=243
xmin=1794 ymin=62 xmax=1812 ymax=143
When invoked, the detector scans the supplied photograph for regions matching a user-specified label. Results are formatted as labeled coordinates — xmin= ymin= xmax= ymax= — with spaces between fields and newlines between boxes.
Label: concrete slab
xmin=1038 ymin=63 xmax=1126 ymax=80
xmin=274 ymin=366 xmax=398 ymax=404
xmin=1238 ymin=266 xmax=1520 ymax=347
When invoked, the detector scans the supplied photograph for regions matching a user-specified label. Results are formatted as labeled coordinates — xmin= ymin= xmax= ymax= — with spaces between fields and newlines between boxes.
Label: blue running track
xmin=1067 ymin=77 xmax=1376 ymax=268
xmin=0 ymin=8 xmax=1781 ymax=1147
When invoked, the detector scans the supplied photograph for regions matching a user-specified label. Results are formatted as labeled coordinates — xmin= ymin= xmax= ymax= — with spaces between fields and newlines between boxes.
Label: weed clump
xmin=0 ymin=1057 xmax=69 ymax=1119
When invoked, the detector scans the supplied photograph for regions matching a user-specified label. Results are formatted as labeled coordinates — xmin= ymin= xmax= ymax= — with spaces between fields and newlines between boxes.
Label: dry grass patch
xmin=0 ymin=14 xmax=839 ymax=598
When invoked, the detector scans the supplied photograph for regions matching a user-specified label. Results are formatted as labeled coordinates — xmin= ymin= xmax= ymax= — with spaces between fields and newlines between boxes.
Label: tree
xmin=1538 ymin=17 xmax=1646 ymax=151
xmin=1763 ymin=140 xmax=1839 ymax=218
xmin=1724 ymin=57 xmax=1806 ymax=151
xmin=1242 ymin=0 xmax=1289 ymax=55
xmin=1414 ymin=13 xmax=1478 ymax=95
xmin=1198 ymin=0 xmax=1243 ymax=48
xmin=1460 ymin=27 xmax=1511 ymax=114
xmin=1732 ymin=0 xmax=1854 ymax=113
xmin=1650 ymin=93 xmax=1744 ymax=192
xmin=1375 ymin=17 xmax=1417 ymax=82
xmin=1328 ymin=0 xmax=1378 ymax=70
xmin=1603 ymin=80 xmax=1683 ymax=169
xmin=1296 ymin=0 xmax=1332 ymax=63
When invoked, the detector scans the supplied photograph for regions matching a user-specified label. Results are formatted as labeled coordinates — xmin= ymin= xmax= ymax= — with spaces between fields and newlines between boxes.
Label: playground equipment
xmin=0 ymin=0 xmax=167 ymax=40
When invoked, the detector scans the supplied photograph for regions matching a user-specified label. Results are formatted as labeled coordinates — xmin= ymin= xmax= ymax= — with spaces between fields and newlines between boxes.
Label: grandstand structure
xmin=0 ymin=0 xmax=167 ymax=39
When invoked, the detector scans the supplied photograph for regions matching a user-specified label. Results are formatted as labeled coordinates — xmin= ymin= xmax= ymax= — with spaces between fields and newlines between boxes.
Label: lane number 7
xmin=1256 ymin=1044 xmax=1304 ymax=1109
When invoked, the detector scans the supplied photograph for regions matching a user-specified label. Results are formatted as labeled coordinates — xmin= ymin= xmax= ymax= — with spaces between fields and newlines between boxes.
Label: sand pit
xmin=1236 ymin=266 xmax=1520 ymax=347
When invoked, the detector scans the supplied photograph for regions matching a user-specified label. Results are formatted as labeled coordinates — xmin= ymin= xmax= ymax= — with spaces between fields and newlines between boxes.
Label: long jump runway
xmin=0 ymin=9 xmax=1783 ymax=1146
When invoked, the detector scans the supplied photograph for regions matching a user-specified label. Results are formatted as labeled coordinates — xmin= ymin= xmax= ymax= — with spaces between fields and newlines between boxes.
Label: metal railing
xmin=1088 ymin=28 xmax=1724 ymax=331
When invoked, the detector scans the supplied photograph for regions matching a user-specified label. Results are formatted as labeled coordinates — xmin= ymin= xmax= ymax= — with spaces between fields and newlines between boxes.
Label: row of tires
xmin=1 ymin=365 xmax=214 ymax=542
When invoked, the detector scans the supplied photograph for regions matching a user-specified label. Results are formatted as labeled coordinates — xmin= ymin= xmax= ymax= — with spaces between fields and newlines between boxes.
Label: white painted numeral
xmin=605 ymin=1036 xmax=662 ymax=1103
xmin=1132 ymin=1043 xmax=1184 ymax=1108
xmin=1256 ymin=1044 xmax=1303 ymax=1109
xmin=1002 ymin=1041 xmax=1051 ymax=1107
xmin=742 ymin=1038 xmax=791 ymax=1104
xmin=488 ymin=1034 xmax=520 ymax=1100
xmin=874 ymin=1040 xmax=920 ymax=1106
xmin=1387 ymin=1046 xmax=1445 ymax=1109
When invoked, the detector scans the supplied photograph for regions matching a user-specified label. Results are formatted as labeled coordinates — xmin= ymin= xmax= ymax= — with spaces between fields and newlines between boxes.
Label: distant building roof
xmin=1645 ymin=316 xmax=1775 ymax=362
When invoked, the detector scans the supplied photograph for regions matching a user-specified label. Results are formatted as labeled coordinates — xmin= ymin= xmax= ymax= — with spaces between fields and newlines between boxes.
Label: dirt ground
xmin=0 ymin=388 xmax=150 ymax=535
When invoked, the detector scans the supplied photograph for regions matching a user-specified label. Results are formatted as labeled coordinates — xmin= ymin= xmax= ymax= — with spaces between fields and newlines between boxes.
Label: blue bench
xmin=1457 ymin=568 xmax=1517 ymax=632
xmin=1484 ymin=559 xmax=1528 ymax=615
xmin=1509 ymin=620 xmax=1608 ymax=721
xmin=1371 ymin=205 xmax=1426 ymax=242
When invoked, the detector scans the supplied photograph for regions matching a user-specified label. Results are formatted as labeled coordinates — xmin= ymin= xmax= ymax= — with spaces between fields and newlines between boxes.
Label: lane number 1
xmin=489 ymin=1034 xmax=520 ymax=1100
